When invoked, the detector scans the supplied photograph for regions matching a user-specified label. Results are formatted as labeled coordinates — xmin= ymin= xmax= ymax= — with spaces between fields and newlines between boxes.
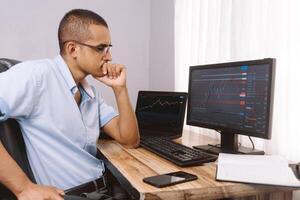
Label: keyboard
xmin=140 ymin=136 xmax=218 ymax=167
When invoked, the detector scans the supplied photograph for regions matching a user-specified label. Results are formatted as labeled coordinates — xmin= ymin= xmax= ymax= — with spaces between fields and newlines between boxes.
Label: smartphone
xmin=143 ymin=171 xmax=198 ymax=188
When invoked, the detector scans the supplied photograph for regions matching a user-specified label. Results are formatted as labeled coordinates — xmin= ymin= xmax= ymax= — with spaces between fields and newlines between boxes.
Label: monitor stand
xmin=193 ymin=131 xmax=265 ymax=155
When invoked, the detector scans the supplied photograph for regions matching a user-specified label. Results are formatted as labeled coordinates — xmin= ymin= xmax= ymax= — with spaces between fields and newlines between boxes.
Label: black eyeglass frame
xmin=63 ymin=40 xmax=112 ymax=54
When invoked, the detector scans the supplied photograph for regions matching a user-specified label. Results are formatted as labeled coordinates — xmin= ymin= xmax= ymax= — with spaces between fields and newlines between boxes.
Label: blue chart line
xmin=139 ymin=98 xmax=181 ymax=111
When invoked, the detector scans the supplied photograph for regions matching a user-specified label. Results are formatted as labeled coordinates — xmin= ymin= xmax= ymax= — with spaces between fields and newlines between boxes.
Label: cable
xmin=248 ymin=136 xmax=255 ymax=150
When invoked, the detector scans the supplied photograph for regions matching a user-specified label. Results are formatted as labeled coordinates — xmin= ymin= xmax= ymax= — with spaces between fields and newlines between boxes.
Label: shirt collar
xmin=53 ymin=55 xmax=95 ymax=99
xmin=80 ymin=79 xmax=95 ymax=99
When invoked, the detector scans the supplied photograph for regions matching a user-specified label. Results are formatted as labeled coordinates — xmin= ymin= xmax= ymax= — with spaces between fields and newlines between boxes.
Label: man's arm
xmin=96 ymin=63 xmax=140 ymax=148
xmin=103 ymin=87 xmax=139 ymax=148
xmin=0 ymin=142 xmax=64 ymax=200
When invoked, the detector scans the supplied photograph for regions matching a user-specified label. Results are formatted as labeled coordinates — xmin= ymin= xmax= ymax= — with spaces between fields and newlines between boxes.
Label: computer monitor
xmin=187 ymin=58 xmax=276 ymax=155
xmin=136 ymin=91 xmax=187 ymax=139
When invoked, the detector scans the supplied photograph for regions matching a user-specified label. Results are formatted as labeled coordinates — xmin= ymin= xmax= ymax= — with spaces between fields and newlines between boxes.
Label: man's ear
xmin=65 ymin=42 xmax=78 ymax=58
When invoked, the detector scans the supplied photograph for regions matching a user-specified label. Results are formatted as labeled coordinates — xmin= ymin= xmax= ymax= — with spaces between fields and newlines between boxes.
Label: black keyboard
xmin=140 ymin=136 xmax=218 ymax=167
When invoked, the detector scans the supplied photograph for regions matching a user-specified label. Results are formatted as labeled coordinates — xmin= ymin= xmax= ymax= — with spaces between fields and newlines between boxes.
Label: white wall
xmin=0 ymin=0 xmax=150 ymax=108
xmin=149 ymin=0 xmax=175 ymax=91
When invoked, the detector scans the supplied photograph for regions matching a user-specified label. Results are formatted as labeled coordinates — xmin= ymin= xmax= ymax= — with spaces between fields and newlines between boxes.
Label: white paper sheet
xmin=216 ymin=153 xmax=300 ymax=187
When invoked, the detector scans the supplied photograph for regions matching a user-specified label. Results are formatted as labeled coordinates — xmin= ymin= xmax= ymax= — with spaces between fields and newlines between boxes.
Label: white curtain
xmin=175 ymin=0 xmax=300 ymax=161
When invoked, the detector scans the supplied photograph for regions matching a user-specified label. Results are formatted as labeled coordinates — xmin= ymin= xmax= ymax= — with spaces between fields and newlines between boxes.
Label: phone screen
xmin=143 ymin=171 xmax=197 ymax=188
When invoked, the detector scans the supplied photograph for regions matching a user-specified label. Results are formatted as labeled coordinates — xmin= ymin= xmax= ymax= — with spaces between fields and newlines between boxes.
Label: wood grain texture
xmin=98 ymin=130 xmax=296 ymax=200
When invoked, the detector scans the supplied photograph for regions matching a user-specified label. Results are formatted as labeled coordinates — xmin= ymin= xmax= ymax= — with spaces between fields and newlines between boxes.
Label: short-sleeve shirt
xmin=0 ymin=55 xmax=118 ymax=189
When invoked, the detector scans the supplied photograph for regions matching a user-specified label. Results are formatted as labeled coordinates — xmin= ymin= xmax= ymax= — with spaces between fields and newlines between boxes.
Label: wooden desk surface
xmin=98 ymin=130 xmax=295 ymax=200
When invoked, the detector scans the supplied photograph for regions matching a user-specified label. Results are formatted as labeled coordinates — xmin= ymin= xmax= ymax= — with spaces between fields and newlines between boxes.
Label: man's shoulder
xmin=18 ymin=58 xmax=54 ymax=73
xmin=1 ymin=58 xmax=57 ymax=88
xmin=10 ymin=58 xmax=56 ymax=79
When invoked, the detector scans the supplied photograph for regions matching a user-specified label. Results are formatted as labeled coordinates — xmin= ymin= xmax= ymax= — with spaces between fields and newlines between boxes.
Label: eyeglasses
xmin=63 ymin=40 xmax=112 ymax=55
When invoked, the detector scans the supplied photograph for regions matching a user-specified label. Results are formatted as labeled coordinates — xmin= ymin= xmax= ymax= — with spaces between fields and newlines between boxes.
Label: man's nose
xmin=103 ymin=51 xmax=112 ymax=62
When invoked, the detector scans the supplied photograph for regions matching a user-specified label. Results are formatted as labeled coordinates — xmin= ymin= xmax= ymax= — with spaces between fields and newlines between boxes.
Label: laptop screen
xmin=135 ymin=91 xmax=187 ymax=138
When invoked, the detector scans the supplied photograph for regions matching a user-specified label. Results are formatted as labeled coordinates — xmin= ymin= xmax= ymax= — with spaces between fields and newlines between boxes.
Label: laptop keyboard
xmin=140 ymin=136 xmax=218 ymax=167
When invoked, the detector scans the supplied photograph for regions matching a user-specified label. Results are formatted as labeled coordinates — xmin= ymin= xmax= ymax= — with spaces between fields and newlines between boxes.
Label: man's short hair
xmin=58 ymin=9 xmax=108 ymax=54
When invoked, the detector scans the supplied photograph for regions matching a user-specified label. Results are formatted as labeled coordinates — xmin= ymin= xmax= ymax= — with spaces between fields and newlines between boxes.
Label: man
xmin=0 ymin=9 xmax=139 ymax=200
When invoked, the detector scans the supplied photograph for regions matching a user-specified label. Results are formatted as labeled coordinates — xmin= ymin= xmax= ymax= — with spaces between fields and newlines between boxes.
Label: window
xmin=175 ymin=0 xmax=300 ymax=161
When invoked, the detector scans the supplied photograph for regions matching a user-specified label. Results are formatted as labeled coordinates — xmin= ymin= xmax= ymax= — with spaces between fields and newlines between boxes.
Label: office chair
xmin=0 ymin=58 xmax=36 ymax=200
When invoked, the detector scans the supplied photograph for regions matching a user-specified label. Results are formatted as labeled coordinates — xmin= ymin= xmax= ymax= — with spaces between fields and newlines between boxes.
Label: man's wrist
xmin=14 ymin=179 xmax=34 ymax=197
xmin=113 ymin=85 xmax=127 ymax=96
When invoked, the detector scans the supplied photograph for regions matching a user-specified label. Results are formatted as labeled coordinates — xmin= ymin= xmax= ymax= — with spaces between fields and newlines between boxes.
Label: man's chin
xmin=92 ymin=73 xmax=106 ymax=79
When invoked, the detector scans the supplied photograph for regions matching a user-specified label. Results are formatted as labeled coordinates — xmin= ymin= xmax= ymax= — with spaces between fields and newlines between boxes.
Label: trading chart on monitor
xmin=136 ymin=94 xmax=186 ymax=132
xmin=189 ymin=64 xmax=270 ymax=135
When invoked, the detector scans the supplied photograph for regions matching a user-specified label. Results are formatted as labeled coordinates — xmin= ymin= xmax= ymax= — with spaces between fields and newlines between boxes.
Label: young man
xmin=0 ymin=9 xmax=139 ymax=200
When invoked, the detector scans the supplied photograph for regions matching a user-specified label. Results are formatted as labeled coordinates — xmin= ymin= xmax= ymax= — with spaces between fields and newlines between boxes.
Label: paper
xmin=216 ymin=153 xmax=300 ymax=187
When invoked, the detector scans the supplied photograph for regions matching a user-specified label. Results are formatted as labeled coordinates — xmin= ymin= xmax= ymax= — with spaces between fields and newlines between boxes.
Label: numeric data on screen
xmin=189 ymin=64 xmax=270 ymax=134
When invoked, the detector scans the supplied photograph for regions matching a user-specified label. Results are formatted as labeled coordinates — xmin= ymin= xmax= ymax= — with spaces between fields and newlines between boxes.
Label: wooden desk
xmin=97 ymin=130 xmax=295 ymax=200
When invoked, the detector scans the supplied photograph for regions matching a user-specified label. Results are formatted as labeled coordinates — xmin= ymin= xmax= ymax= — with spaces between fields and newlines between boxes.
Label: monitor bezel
xmin=136 ymin=90 xmax=188 ymax=139
xmin=186 ymin=58 xmax=276 ymax=140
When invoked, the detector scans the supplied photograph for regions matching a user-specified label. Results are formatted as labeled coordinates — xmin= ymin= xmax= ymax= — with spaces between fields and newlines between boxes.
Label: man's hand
xmin=94 ymin=63 xmax=126 ymax=89
xmin=97 ymin=62 xmax=140 ymax=148
xmin=17 ymin=182 xmax=64 ymax=200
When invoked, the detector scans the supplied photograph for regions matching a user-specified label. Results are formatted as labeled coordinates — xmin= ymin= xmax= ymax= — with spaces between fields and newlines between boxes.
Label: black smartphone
xmin=143 ymin=171 xmax=198 ymax=188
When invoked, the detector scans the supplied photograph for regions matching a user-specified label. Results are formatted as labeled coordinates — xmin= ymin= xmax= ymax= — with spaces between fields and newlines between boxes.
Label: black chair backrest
xmin=0 ymin=58 xmax=36 ymax=199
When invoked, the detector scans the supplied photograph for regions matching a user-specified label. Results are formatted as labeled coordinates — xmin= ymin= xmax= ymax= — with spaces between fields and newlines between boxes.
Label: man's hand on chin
xmin=94 ymin=63 xmax=127 ymax=89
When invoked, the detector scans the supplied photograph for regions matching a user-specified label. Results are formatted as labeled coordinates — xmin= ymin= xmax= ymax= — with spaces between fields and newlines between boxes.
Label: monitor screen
xmin=136 ymin=91 xmax=187 ymax=138
xmin=187 ymin=58 xmax=275 ymax=153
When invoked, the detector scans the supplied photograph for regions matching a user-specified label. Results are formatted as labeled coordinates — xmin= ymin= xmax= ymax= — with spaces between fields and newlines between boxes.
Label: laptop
xmin=135 ymin=91 xmax=188 ymax=140
xmin=135 ymin=91 xmax=218 ymax=166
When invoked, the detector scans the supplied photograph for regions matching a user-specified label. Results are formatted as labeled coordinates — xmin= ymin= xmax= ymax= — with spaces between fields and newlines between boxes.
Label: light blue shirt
xmin=0 ymin=55 xmax=118 ymax=189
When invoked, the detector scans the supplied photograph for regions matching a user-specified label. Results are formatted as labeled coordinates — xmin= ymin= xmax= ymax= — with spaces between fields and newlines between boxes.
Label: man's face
xmin=76 ymin=24 xmax=112 ymax=77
